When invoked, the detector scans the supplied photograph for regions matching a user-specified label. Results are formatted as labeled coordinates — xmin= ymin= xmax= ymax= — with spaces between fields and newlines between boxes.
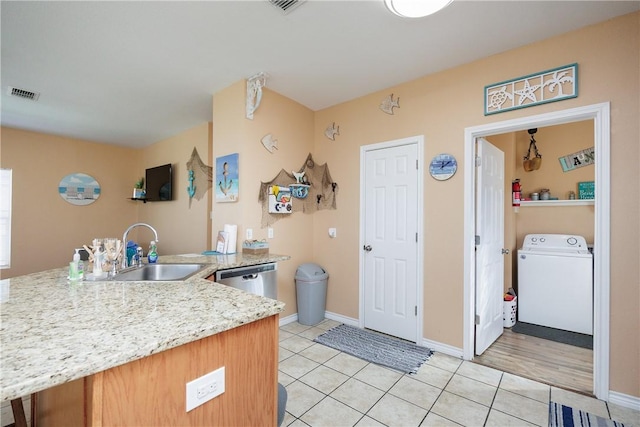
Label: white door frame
xmin=462 ymin=103 xmax=610 ymax=400
xmin=359 ymin=135 xmax=424 ymax=343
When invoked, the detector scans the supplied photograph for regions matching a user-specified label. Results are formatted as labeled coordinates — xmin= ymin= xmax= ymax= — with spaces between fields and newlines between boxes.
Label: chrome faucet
xmin=121 ymin=223 xmax=159 ymax=268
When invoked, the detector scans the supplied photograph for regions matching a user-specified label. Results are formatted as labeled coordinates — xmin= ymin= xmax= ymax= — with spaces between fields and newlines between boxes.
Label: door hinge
xmin=475 ymin=235 xmax=480 ymax=245
xmin=475 ymin=314 xmax=480 ymax=325
xmin=416 ymin=232 xmax=418 ymax=243
xmin=475 ymin=156 xmax=481 ymax=167
xmin=415 ymin=306 xmax=418 ymax=316
xmin=416 ymin=159 xmax=418 ymax=170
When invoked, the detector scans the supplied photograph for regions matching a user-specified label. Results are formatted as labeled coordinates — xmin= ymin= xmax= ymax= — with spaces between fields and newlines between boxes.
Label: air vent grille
xmin=268 ymin=0 xmax=305 ymax=14
xmin=7 ymin=86 xmax=40 ymax=101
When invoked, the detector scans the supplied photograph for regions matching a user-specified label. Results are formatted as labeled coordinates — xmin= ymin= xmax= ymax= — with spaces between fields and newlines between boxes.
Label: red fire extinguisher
xmin=512 ymin=179 xmax=521 ymax=207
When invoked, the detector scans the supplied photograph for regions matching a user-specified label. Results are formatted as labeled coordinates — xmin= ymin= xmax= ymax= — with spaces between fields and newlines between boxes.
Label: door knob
xmin=363 ymin=245 xmax=372 ymax=252
xmin=501 ymin=248 xmax=510 ymax=255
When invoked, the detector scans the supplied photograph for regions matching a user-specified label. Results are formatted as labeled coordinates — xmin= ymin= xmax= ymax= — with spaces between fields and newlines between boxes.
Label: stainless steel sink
xmin=110 ymin=263 xmax=207 ymax=281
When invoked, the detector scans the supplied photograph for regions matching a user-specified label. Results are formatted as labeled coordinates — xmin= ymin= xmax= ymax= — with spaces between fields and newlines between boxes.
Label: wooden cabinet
xmin=37 ymin=315 xmax=279 ymax=426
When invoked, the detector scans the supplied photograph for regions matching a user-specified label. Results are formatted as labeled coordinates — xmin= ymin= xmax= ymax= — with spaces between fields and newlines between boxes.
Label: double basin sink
xmin=106 ymin=263 xmax=207 ymax=282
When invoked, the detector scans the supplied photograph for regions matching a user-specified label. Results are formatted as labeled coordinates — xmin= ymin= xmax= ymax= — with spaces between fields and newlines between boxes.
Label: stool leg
xmin=10 ymin=398 xmax=27 ymax=427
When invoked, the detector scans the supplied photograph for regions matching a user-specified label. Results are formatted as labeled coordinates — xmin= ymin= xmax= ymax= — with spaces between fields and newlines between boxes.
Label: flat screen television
xmin=145 ymin=164 xmax=172 ymax=201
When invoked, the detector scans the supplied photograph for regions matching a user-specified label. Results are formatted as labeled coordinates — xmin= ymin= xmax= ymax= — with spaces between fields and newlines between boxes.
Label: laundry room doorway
xmin=462 ymin=103 xmax=610 ymax=400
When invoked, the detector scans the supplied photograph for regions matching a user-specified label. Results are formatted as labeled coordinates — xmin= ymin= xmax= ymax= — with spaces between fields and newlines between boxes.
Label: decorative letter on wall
xmin=485 ymin=63 xmax=577 ymax=115
xmin=246 ymin=72 xmax=268 ymax=120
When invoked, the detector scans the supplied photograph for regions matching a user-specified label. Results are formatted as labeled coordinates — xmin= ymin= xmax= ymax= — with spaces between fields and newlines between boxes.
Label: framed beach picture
xmin=215 ymin=153 xmax=239 ymax=202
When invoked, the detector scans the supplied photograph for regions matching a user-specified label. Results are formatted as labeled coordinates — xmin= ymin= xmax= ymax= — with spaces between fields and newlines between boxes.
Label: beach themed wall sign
xmin=58 ymin=173 xmax=100 ymax=205
xmin=484 ymin=63 xmax=578 ymax=115
xmin=559 ymin=146 xmax=595 ymax=172
xmin=215 ymin=153 xmax=239 ymax=203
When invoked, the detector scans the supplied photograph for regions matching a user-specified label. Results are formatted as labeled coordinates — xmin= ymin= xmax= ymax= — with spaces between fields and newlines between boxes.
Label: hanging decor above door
xmin=484 ymin=63 xmax=577 ymax=115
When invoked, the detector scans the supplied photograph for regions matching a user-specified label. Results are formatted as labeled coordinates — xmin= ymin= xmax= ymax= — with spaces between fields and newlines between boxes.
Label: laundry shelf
xmin=520 ymin=199 xmax=594 ymax=207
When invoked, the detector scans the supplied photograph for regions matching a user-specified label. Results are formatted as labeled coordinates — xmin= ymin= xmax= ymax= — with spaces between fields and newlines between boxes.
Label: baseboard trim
xmin=422 ymin=338 xmax=464 ymax=359
xmin=279 ymin=313 xmax=298 ymax=327
xmin=608 ymin=390 xmax=640 ymax=411
xmin=324 ymin=311 xmax=359 ymax=327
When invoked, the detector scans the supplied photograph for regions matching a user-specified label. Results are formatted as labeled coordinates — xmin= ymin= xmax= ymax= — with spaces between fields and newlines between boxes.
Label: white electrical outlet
xmin=246 ymin=228 xmax=253 ymax=240
xmin=268 ymin=227 xmax=274 ymax=239
xmin=186 ymin=367 xmax=225 ymax=412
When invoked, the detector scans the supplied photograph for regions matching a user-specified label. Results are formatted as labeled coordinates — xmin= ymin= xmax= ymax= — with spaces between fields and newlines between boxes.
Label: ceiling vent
xmin=268 ymin=0 xmax=305 ymax=14
xmin=7 ymin=86 xmax=40 ymax=101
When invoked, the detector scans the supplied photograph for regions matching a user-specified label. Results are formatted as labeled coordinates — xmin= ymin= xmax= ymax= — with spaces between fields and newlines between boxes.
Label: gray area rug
xmin=314 ymin=324 xmax=433 ymax=374
xmin=512 ymin=322 xmax=593 ymax=349
xmin=549 ymin=401 xmax=626 ymax=427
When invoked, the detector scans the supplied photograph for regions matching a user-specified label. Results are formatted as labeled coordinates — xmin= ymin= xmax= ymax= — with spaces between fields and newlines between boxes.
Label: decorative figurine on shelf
xmin=187 ymin=169 xmax=196 ymax=199
xmin=292 ymin=170 xmax=305 ymax=184
xmin=133 ymin=177 xmax=145 ymax=199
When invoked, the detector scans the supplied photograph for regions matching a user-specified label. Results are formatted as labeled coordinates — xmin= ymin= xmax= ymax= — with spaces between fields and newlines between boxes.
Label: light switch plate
xmin=268 ymin=227 xmax=274 ymax=239
xmin=186 ymin=367 xmax=225 ymax=412
xmin=328 ymin=228 xmax=337 ymax=238
xmin=246 ymin=228 xmax=253 ymax=240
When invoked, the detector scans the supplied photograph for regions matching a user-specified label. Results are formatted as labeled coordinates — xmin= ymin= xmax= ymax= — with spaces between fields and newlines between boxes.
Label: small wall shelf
xmin=129 ymin=198 xmax=148 ymax=203
xmin=520 ymin=199 xmax=594 ymax=207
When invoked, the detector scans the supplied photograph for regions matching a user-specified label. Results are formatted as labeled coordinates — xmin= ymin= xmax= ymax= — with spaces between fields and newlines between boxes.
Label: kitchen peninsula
xmin=1 ymin=253 xmax=289 ymax=426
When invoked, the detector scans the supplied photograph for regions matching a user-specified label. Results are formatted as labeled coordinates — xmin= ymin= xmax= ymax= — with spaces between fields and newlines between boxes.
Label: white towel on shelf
xmin=223 ymin=224 xmax=237 ymax=254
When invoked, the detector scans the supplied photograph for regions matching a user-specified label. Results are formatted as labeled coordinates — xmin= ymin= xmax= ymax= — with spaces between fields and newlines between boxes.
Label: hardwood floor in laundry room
xmin=473 ymin=328 xmax=593 ymax=395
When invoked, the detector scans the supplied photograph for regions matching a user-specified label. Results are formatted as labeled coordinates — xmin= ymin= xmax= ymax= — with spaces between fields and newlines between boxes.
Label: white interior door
xmin=475 ymin=138 xmax=506 ymax=355
xmin=363 ymin=142 xmax=418 ymax=342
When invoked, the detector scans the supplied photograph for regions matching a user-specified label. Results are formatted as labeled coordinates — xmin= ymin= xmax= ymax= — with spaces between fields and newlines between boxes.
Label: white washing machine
xmin=518 ymin=234 xmax=593 ymax=335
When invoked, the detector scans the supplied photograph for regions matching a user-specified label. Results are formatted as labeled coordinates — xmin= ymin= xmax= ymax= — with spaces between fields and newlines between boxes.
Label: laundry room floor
xmin=473 ymin=327 xmax=592 ymax=395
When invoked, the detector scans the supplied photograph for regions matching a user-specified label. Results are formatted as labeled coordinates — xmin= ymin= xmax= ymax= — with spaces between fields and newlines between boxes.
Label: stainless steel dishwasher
xmin=214 ymin=262 xmax=278 ymax=299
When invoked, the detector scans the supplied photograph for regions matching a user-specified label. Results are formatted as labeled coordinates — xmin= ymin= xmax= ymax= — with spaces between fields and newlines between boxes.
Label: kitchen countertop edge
xmin=0 ymin=253 xmax=290 ymax=401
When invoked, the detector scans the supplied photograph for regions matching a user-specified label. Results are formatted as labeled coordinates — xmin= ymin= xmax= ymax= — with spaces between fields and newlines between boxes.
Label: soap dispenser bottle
xmin=70 ymin=249 xmax=84 ymax=281
xmin=148 ymin=241 xmax=158 ymax=264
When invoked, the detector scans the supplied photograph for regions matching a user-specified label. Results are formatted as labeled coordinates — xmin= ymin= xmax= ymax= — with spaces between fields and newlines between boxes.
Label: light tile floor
xmin=279 ymin=319 xmax=640 ymax=427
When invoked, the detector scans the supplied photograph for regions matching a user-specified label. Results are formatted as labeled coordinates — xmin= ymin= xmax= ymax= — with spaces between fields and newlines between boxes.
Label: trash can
xmin=503 ymin=296 xmax=517 ymax=328
xmin=295 ymin=263 xmax=329 ymax=326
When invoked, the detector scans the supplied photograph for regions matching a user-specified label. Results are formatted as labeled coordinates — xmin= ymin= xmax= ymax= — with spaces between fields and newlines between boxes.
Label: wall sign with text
xmin=559 ymin=147 xmax=594 ymax=172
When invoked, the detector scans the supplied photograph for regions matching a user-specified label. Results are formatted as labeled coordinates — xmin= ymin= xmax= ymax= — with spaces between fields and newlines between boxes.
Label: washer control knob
xmin=567 ymin=237 xmax=578 ymax=245
xmin=540 ymin=237 xmax=546 ymax=242
xmin=531 ymin=237 xmax=537 ymax=242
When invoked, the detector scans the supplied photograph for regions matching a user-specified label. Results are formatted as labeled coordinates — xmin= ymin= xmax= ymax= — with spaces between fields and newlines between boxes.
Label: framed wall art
xmin=215 ymin=153 xmax=239 ymax=202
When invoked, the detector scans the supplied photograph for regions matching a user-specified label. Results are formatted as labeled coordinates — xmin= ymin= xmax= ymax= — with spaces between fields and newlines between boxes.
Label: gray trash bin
xmin=295 ymin=263 xmax=329 ymax=326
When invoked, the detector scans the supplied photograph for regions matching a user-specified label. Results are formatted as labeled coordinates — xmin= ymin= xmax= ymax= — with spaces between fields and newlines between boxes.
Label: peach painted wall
xmin=211 ymin=81 xmax=315 ymax=317
xmin=0 ymin=127 xmax=140 ymax=278
xmin=310 ymin=12 xmax=638 ymax=396
xmin=136 ymin=122 xmax=212 ymax=255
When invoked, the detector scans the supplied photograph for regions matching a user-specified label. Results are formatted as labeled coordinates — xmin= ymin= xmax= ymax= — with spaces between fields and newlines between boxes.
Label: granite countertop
xmin=0 ymin=253 xmax=289 ymax=402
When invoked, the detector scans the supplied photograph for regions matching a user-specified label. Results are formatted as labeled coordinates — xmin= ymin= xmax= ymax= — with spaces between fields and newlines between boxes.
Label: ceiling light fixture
xmin=384 ymin=0 xmax=453 ymax=18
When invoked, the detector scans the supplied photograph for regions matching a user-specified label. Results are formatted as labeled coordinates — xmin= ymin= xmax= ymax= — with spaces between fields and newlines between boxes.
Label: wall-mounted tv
xmin=145 ymin=163 xmax=172 ymax=201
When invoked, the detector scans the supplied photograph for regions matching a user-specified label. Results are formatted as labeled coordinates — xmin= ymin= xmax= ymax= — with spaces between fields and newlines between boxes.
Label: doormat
xmin=549 ymin=401 xmax=626 ymax=427
xmin=512 ymin=322 xmax=593 ymax=349
xmin=314 ymin=324 xmax=433 ymax=374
